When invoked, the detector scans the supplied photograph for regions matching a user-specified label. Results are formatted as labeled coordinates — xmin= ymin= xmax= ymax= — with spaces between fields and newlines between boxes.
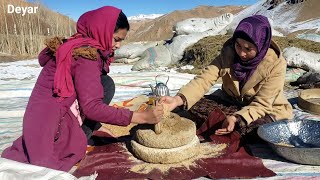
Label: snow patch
xmin=283 ymin=47 xmax=320 ymax=72
xmin=128 ymin=14 xmax=163 ymax=21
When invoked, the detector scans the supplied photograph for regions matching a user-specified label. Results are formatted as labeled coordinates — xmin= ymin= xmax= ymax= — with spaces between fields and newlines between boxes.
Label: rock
xmin=131 ymin=136 xmax=200 ymax=164
xmin=135 ymin=113 xmax=196 ymax=149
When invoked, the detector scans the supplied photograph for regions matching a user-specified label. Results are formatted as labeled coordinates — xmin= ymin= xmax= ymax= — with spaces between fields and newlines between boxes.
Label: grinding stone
xmin=135 ymin=113 xmax=196 ymax=149
xmin=131 ymin=135 xmax=200 ymax=164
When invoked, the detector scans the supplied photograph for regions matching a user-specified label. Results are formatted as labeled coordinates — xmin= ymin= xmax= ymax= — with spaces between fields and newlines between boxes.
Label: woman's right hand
xmin=159 ymin=96 xmax=183 ymax=112
xmin=131 ymin=103 xmax=164 ymax=124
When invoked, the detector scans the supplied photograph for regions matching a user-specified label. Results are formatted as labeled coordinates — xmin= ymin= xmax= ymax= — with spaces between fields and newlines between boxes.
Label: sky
xmin=27 ymin=0 xmax=257 ymax=21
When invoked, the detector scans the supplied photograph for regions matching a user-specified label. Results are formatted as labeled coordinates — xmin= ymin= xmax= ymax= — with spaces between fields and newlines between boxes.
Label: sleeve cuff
xmin=176 ymin=93 xmax=188 ymax=110
xmin=234 ymin=114 xmax=247 ymax=129
xmin=127 ymin=111 xmax=134 ymax=125
xmin=234 ymin=109 xmax=254 ymax=125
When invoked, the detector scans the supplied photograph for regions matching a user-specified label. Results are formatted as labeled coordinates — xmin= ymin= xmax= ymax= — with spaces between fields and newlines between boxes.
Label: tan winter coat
xmin=178 ymin=39 xmax=293 ymax=124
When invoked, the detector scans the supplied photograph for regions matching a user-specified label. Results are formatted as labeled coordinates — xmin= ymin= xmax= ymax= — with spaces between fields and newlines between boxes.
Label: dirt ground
xmin=0 ymin=55 xmax=37 ymax=63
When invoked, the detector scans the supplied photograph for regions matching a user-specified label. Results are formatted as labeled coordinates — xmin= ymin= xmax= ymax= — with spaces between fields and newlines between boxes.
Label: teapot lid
xmin=155 ymin=74 xmax=169 ymax=85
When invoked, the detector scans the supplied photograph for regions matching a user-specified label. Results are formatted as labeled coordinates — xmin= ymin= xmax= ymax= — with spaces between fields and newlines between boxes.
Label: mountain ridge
xmin=126 ymin=5 xmax=246 ymax=42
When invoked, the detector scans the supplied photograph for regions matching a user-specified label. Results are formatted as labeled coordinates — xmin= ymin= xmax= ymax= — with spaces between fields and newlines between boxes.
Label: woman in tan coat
xmin=160 ymin=15 xmax=293 ymax=138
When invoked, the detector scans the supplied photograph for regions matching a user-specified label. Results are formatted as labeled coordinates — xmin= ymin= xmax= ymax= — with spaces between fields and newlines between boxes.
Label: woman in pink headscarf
xmin=2 ymin=6 xmax=163 ymax=171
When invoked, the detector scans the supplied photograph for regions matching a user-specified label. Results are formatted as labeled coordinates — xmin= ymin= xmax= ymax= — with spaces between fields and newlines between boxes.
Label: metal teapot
xmin=149 ymin=74 xmax=170 ymax=97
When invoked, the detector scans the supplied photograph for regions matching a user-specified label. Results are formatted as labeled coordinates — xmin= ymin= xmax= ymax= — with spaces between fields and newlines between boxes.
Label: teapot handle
xmin=155 ymin=74 xmax=169 ymax=85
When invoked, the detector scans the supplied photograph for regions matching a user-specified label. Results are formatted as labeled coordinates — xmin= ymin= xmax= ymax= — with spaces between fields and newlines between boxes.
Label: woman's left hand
xmin=215 ymin=115 xmax=237 ymax=135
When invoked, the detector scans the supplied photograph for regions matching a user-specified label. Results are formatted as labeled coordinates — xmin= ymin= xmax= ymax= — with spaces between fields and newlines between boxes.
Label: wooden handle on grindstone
xmin=155 ymin=122 xmax=162 ymax=134
xmin=152 ymin=97 xmax=162 ymax=134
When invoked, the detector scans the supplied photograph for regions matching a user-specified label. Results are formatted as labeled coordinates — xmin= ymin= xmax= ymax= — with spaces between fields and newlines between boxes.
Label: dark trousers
xmin=81 ymin=75 xmax=115 ymax=145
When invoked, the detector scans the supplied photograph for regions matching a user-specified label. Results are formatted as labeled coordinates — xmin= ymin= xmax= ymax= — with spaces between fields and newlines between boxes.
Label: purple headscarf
xmin=232 ymin=15 xmax=272 ymax=89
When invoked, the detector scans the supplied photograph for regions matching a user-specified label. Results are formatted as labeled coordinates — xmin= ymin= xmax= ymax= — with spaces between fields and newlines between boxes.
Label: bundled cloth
xmin=132 ymin=13 xmax=234 ymax=71
xmin=114 ymin=41 xmax=163 ymax=64
xmin=290 ymin=72 xmax=320 ymax=89
xmin=283 ymin=47 xmax=320 ymax=72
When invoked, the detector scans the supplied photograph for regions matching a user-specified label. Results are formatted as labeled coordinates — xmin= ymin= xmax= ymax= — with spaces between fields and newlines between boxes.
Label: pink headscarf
xmin=53 ymin=6 xmax=121 ymax=99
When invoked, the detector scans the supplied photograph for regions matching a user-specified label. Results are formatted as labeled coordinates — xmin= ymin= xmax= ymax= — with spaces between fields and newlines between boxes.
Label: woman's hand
xmin=215 ymin=115 xmax=237 ymax=135
xmin=159 ymin=96 xmax=183 ymax=112
xmin=131 ymin=103 xmax=164 ymax=124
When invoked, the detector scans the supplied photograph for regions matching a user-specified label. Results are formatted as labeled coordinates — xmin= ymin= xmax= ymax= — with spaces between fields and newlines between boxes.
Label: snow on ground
xmin=229 ymin=0 xmax=320 ymax=35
